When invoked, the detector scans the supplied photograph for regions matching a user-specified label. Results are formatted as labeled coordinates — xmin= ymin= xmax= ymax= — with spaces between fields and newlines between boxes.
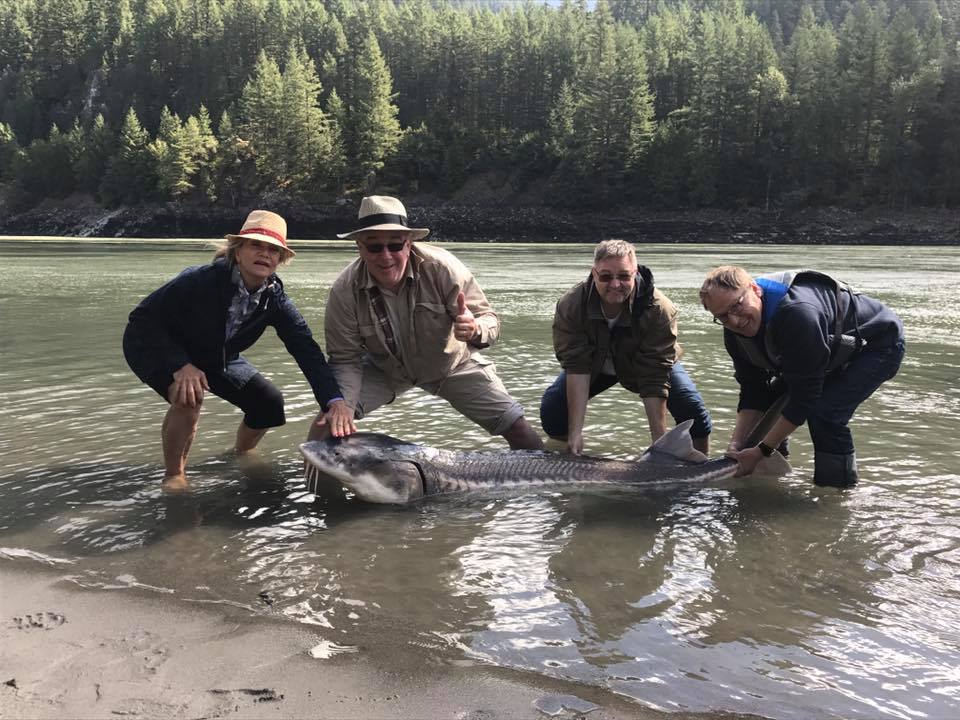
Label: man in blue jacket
xmin=699 ymin=265 xmax=905 ymax=487
xmin=123 ymin=210 xmax=354 ymax=489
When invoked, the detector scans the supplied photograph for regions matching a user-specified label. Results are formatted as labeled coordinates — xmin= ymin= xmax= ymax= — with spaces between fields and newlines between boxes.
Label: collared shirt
xmin=225 ymin=266 xmax=268 ymax=340
xmin=361 ymin=263 xmax=415 ymax=369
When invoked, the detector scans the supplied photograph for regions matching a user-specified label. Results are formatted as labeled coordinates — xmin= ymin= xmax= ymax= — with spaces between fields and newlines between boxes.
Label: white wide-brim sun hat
xmin=337 ymin=195 xmax=430 ymax=240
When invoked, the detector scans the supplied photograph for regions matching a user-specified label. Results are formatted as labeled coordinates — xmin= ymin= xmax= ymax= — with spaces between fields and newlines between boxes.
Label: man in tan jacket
xmin=311 ymin=196 xmax=543 ymax=449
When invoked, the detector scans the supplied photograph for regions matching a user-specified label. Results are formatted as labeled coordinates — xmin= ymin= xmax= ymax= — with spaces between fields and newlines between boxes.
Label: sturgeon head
xmin=300 ymin=433 xmax=437 ymax=504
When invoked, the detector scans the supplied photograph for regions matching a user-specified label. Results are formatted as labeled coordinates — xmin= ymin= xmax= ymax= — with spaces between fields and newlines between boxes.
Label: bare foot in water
xmin=236 ymin=451 xmax=280 ymax=487
xmin=162 ymin=473 xmax=190 ymax=492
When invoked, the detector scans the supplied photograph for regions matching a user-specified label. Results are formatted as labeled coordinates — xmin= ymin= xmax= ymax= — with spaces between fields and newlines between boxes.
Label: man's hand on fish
xmin=728 ymin=446 xmax=763 ymax=477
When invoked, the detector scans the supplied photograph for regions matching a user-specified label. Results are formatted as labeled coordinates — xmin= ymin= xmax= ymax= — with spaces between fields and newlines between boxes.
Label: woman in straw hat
xmin=123 ymin=209 xmax=354 ymax=490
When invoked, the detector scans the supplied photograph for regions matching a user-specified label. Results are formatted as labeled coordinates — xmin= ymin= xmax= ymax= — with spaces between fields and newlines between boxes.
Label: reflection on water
xmin=1 ymin=240 xmax=959 ymax=718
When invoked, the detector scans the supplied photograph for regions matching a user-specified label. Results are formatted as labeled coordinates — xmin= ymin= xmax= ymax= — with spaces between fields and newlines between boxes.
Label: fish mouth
xmin=299 ymin=444 xmax=353 ymax=497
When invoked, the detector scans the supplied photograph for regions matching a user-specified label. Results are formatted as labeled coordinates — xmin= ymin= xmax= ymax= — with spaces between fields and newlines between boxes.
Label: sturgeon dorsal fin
xmin=641 ymin=420 xmax=709 ymax=464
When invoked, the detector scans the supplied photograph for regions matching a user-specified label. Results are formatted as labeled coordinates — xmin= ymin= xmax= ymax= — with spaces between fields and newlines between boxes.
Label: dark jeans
xmin=805 ymin=339 xmax=906 ymax=455
xmin=539 ymin=361 xmax=712 ymax=439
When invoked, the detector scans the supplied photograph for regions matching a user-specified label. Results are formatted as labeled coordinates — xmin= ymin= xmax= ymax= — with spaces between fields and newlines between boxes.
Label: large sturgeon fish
xmin=300 ymin=419 xmax=791 ymax=505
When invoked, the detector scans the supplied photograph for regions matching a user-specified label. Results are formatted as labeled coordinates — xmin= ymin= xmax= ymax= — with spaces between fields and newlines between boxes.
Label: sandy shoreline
xmin=1 ymin=564 xmax=750 ymax=720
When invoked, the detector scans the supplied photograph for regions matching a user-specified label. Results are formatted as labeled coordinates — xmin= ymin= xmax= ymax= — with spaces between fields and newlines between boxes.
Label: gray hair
xmin=211 ymin=236 xmax=292 ymax=266
xmin=593 ymin=239 xmax=636 ymax=265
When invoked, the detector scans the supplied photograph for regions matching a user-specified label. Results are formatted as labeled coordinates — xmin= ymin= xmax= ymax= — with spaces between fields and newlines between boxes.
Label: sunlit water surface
xmin=1 ymin=240 xmax=958 ymax=719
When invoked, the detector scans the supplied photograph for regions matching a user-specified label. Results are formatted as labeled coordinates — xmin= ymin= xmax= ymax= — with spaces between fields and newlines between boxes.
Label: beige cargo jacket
xmin=324 ymin=243 xmax=500 ymax=409
xmin=553 ymin=266 xmax=681 ymax=398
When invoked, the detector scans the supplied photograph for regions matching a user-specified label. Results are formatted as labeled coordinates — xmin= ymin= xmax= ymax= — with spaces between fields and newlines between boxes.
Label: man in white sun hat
xmin=123 ymin=209 xmax=355 ymax=490
xmin=315 ymin=195 xmax=543 ymax=449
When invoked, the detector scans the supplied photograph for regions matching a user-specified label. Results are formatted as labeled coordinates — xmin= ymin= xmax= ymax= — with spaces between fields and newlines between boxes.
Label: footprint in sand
xmin=11 ymin=612 xmax=66 ymax=630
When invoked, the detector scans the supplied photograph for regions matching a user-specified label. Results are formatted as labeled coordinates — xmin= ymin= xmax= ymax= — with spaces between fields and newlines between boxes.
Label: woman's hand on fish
xmin=319 ymin=399 xmax=356 ymax=438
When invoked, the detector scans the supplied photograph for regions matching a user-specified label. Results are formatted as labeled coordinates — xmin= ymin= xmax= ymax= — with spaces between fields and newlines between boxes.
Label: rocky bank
xmin=1 ymin=196 xmax=957 ymax=244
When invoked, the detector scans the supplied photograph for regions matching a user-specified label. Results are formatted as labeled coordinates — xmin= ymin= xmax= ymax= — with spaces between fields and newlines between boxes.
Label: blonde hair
xmin=699 ymin=266 xmax=752 ymax=303
xmin=593 ymin=239 xmax=636 ymax=265
xmin=212 ymin=236 xmax=293 ymax=266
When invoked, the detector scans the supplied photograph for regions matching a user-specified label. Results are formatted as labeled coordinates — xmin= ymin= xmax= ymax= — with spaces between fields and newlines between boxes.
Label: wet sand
xmin=0 ymin=565 xmax=746 ymax=720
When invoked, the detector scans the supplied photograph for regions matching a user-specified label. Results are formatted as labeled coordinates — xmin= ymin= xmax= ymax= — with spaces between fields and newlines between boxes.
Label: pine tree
xmin=642 ymin=1 xmax=696 ymax=121
xmin=29 ymin=0 xmax=86 ymax=132
xmin=342 ymin=30 xmax=401 ymax=186
xmin=212 ymin=110 xmax=257 ymax=207
xmin=191 ymin=105 xmax=219 ymax=201
xmin=324 ymin=89 xmax=347 ymax=192
xmin=888 ymin=6 xmax=922 ymax=80
xmin=0 ymin=121 xmax=21 ymax=182
xmin=546 ymin=80 xmax=579 ymax=161
xmin=280 ymin=44 xmax=337 ymax=195
xmin=238 ymin=49 xmax=285 ymax=189
xmin=576 ymin=0 xmax=619 ymax=178
xmin=14 ymin=124 xmax=76 ymax=200
xmin=783 ymin=5 xmax=841 ymax=197
xmin=0 ymin=0 xmax=32 ymax=72
xmin=751 ymin=66 xmax=789 ymax=209
xmin=74 ymin=113 xmax=113 ymax=193
xmin=150 ymin=106 xmax=189 ymax=198
xmin=101 ymin=106 xmax=154 ymax=205
xmin=838 ymin=0 xmax=891 ymax=197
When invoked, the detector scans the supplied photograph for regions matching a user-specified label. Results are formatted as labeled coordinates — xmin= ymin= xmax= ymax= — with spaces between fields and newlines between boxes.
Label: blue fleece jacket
xmin=723 ymin=274 xmax=903 ymax=426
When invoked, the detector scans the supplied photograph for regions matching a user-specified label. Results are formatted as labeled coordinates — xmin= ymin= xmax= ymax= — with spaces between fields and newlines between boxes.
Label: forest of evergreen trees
xmin=1 ymin=0 xmax=958 ymax=213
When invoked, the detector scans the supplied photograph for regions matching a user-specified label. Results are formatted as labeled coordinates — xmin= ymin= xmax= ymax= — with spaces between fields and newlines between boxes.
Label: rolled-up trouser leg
xmin=814 ymin=450 xmax=858 ymax=488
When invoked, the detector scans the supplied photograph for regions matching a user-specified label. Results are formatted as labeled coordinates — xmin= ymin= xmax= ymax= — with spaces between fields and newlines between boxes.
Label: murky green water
xmin=1 ymin=239 xmax=958 ymax=718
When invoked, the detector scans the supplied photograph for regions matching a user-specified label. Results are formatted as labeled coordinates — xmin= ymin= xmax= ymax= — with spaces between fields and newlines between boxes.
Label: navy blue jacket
xmin=724 ymin=275 xmax=903 ymax=426
xmin=123 ymin=258 xmax=342 ymax=409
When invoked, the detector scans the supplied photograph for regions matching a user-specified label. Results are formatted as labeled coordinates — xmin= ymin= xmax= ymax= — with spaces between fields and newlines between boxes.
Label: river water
xmin=1 ymin=239 xmax=958 ymax=719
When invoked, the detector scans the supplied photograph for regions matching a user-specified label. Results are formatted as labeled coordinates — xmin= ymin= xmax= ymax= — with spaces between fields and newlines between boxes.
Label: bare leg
xmin=693 ymin=435 xmax=709 ymax=455
xmin=235 ymin=422 xmax=268 ymax=454
xmin=502 ymin=417 xmax=544 ymax=450
xmin=161 ymin=404 xmax=201 ymax=490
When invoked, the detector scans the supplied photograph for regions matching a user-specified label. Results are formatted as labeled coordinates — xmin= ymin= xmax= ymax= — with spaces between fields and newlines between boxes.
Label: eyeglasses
xmin=595 ymin=272 xmax=635 ymax=284
xmin=359 ymin=240 xmax=407 ymax=254
xmin=711 ymin=292 xmax=748 ymax=325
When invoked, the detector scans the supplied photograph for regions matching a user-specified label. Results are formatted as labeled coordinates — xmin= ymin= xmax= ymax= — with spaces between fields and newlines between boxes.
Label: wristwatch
xmin=757 ymin=441 xmax=775 ymax=457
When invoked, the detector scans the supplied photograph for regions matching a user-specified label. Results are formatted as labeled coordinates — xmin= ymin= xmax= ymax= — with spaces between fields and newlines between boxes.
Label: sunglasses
xmin=595 ymin=272 xmax=635 ymax=284
xmin=359 ymin=240 xmax=408 ymax=254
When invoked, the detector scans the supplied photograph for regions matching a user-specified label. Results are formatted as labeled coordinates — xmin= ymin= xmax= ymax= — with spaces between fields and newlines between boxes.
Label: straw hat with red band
xmin=337 ymin=196 xmax=430 ymax=241
xmin=226 ymin=209 xmax=295 ymax=257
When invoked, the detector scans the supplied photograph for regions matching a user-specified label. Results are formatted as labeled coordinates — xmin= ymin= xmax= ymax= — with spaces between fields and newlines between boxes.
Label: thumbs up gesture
xmin=453 ymin=291 xmax=479 ymax=343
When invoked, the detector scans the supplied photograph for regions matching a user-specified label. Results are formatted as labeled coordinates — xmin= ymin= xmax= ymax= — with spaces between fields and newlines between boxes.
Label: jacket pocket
xmin=413 ymin=302 xmax=451 ymax=339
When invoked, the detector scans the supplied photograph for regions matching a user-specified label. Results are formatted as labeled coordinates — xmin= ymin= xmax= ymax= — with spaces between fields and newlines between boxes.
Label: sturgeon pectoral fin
xmin=754 ymin=451 xmax=792 ymax=478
